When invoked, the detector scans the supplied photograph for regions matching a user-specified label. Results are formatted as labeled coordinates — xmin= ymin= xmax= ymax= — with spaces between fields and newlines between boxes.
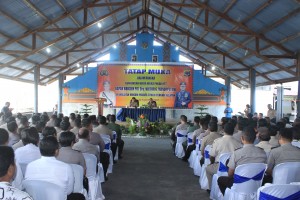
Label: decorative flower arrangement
xmin=123 ymin=115 xmax=172 ymax=136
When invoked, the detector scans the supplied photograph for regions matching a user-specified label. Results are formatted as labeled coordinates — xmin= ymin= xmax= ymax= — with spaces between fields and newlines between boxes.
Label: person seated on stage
xmin=147 ymin=98 xmax=157 ymax=108
xmin=129 ymin=97 xmax=139 ymax=107
xmin=0 ymin=146 xmax=33 ymax=200
xmin=107 ymin=114 xmax=125 ymax=159
xmin=217 ymin=126 xmax=267 ymax=195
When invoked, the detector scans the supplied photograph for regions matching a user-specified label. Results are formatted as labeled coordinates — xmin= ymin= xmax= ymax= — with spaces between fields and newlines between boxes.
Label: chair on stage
xmin=199 ymin=145 xmax=211 ymax=190
xmin=272 ymin=162 xmax=300 ymax=184
xmin=223 ymin=163 xmax=267 ymax=200
xmin=101 ymin=134 xmax=113 ymax=174
xmin=175 ymin=130 xmax=188 ymax=158
xmin=210 ymin=152 xmax=231 ymax=200
xmin=257 ymin=184 xmax=300 ymax=200
xmin=83 ymin=153 xmax=105 ymax=200
xmin=23 ymin=180 xmax=66 ymax=200
xmin=70 ymin=164 xmax=88 ymax=199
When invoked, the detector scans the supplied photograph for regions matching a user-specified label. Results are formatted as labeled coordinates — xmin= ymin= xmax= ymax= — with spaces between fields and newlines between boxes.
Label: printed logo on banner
xmin=99 ymin=69 xmax=108 ymax=76
xmin=184 ymin=69 xmax=191 ymax=77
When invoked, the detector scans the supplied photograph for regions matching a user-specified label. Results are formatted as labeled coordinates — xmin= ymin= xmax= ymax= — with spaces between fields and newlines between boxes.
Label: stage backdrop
xmin=97 ymin=64 xmax=193 ymax=108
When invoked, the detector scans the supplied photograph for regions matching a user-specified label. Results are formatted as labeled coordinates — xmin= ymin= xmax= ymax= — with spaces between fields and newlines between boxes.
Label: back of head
xmin=238 ymin=118 xmax=248 ymax=131
xmin=209 ymin=121 xmax=218 ymax=132
xmin=276 ymin=121 xmax=285 ymax=130
xmin=0 ymin=128 xmax=9 ymax=145
xmin=7 ymin=121 xmax=18 ymax=133
xmin=62 ymin=116 xmax=69 ymax=122
xmin=81 ymin=118 xmax=91 ymax=128
xmin=279 ymin=128 xmax=293 ymax=142
xmin=78 ymin=128 xmax=90 ymax=139
xmin=229 ymin=119 xmax=237 ymax=128
xmin=89 ymin=115 xmax=97 ymax=123
xmin=258 ymin=118 xmax=268 ymax=128
xmin=180 ymin=115 xmax=187 ymax=123
xmin=69 ymin=113 xmax=76 ymax=120
xmin=36 ymin=121 xmax=46 ymax=132
xmin=224 ymin=123 xmax=234 ymax=135
xmin=58 ymin=113 xmax=64 ymax=119
xmin=74 ymin=118 xmax=81 ymax=128
xmin=31 ymin=114 xmax=40 ymax=125
xmin=242 ymin=126 xmax=256 ymax=143
xmin=42 ymin=126 xmax=57 ymax=137
xmin=269 ymin=125 xmax=278 ymax=136
xmin=211 ymin=116 xmax=218 ymax=123
xmin=40 ymin=114 xmax=49 ymax=123
xmin=60 ymin=120 xmax=70 ymax=131
xmin=247 ymin=113 xmax=253 ymax=119
xmin=54 ymin=118 xmax=62 ymax=127
xmin=99 ymin=116 xmax=107 ymax=125
xmin=51 ymin=114 xmax=57 ymax=120
xmin=83 ymin=114 xmax=89 ymax=119
xmin=205 ymin=114 xmax=211 ymax=122
xmin=257 ymin=127 xmax=270 ymax=141
xmin=39 ymin=136 xmax=59 ymax=157
xmin=194 ymin=116 xmax=200 ymax=124
xmin=292 ymin=125 xmax=300 ymax=140
xmin=20 ymin=116 xmax=29 ymax=127
xmin=232 ymin=116 xmax=237 ymax=121
xmin=109 ymin=114 xmax=116 ymax=123
xmin=21 ymin=127 xmax=39 ymax=146
xmin=5 ymin=116 xmax=15 ymax=124
xmin=59 ymin=131 xmax=76 ymax=147
xmin=0 ymin=146 xmax=14 ymax=178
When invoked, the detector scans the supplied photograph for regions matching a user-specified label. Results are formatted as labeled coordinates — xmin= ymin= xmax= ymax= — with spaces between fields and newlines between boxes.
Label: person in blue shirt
xmin=174 ymin=82 xmax=191 ymax=108
xmin=224 ymin=103 xmax=233 ymax=118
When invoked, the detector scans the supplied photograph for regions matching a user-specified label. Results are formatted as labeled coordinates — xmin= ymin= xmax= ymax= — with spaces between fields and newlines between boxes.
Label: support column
xmin=34 ymin=66 xmax=40 ymax=113
xmin=276 ymin=85 xmax=284 ymax=120
xmin=225 ymin=76 xmax=231 ymax=104
xmin=250 ymin=69 xmax=256 ymax=113
xmin=297 ymin=52 xmax=300 ymax=118
xmin=58 ymin=74 xmax=64 ymax=114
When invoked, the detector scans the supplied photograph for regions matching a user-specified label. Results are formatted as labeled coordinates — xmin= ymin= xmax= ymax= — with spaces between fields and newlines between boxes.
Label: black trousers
xmin=67 ymin=193 xmax=85 ymax=200
xmin=100 ymin=152 xmax=109 ymax=178
xmin=110 ymin=143 xmax=117 ymax=159
xmin=217 ymin=176 xmax=234 ymax=195
xmin=182 ymin=144 xmax=196 ymax=160
xmin=116 ymin=138 xmax=124 ymax=157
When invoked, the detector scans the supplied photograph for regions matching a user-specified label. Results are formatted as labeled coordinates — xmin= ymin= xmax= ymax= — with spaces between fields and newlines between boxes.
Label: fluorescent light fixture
xmin=97 ymin=22 xmax=102 ymax=28
xmin=113 ymin=44 xmax=117 ymax=49
xmin=77 ymin=63 xmax=80 ymax=67
xmin=175 ymin=46 xmax=179 ymax=51
xmin=46 ymin=47 xmax=51 ymax=53
xmin=211 ymin=65 xmax=216 ymax=70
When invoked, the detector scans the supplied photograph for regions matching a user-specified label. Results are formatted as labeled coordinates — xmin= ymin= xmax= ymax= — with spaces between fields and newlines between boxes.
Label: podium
xmin=95 ymin=98 xmax=107 ymax=116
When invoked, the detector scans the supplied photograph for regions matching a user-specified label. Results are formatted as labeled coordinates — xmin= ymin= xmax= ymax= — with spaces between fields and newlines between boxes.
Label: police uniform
xmin=233 ymin=130 xmax=243 ymax=143
xmin=57 ymin=146 xmax=86 ymax=170
xmin=218 ymin=144 xmax=267 ymax=194
xmin=99 ymin=91 xmax=116 ymax=106
xmin=269 ymin=136 xmax=280 ymax=148
xmin=255 ymin=141 xmax=272 ymax=154
xmin=206 ymin=135 xmax=242 ymax=189
xmin=200 ymin=131 xmax=222 ymax=156
xmin=174 ymin=83 xmax=191 ymax=108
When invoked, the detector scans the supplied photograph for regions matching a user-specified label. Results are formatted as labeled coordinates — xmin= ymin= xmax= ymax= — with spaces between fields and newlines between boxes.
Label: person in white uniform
xmin=99 ymin=81 xmax=116 ymax=107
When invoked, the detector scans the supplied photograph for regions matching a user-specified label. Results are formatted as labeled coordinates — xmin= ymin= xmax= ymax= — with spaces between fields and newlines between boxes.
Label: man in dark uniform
xmin=174 ymin=82 xmax=191 ymax=108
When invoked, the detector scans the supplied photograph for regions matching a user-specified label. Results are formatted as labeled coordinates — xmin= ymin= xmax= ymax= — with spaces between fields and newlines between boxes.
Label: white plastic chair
xmin=112 ymin=131 xmax=118 ymax=161
xmin=189 ymin=138 xmax=201 ymax=168
xmin=23 ymin=180 xmax=67 ymax=200
xmin=12 ymin=161 xmax=24 ymax=190
xmin=210 ymin=152 xmax=232 ymax=200
xmin=199 ymin=144 xmax=211 ymax=190
xmin=192 ymin=138 xmax=203 ymax=176
xmin=257 ymin=184 xmax=300 ymax=200
xmin=272 ymin=162 xmax=300 ymax=184
xmin=224 ymin=163 xmax=267 ymax=200
xmin=70 ymin=164 xmax=88 ymax=199
xmin=83 ymin=153 xmax=105 ymax=200
xmin=175 ymin=130 xmax=188 ymax=158
xmin=187 ymin=132 xmax=194 ymax=147
xmin=102 ymin=136 xmax=113 ymax=174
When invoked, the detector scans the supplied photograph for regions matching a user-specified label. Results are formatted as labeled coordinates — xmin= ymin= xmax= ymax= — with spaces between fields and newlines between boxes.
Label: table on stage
xmin=116 ymin=108 xmax=166 ymax=122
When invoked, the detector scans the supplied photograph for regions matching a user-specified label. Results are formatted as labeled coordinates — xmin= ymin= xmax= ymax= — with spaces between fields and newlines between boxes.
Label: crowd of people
xmin=171 ymin=103 xmax=300 ymax=196
xmin=0 ymin=106 xmax=125 ymax=199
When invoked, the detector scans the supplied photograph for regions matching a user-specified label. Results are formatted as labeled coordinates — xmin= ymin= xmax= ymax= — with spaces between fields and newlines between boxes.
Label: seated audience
xmin=206 ymin=122 xmax=242 ymax=190
xmin=46 ymin=114 xmax=57 ymax=127
xmin=25 ymin=136 xmax=84 ymax=199
xmin=107 ymin=114 xmax=125 ymax=159
xmin=218 ymin=126 xmax=267 ymax=195
xmin=264 ymin=128 xmax=300 ymax=183
xmin=269 ymin=125 xmax=280 ymax=148
xmin=70 ymin=118 xmax=81 ymax=139
xmin=15 ymin=127 xmax=41 ymax=165
xmin=58 ymin=120 xmax=71 ymax=140
xmin=171 ymin=115 xmax=189 ymax=151
xmin=54 ymin=118 xmax=62 ymax=135
xmin=0 ymin=146 xmax=33 ymax=199
xmin=255 ymin=127 xmax=272 ymax=154
xmin=187 ymin=116 xmax=201 ymax=133
xmin=57 ymin=131 xmax=86 ymax=173
xmin=42 ymin=126 xmax=57 ymax=138
xmin=69 ymin=113 xmax=76 ymax=128
xmin=233 ymin=118 xmax=248 ymax=143
xmin=7 ymin=121 xmax=19 ymax=146
xmin=0 ymin=128 xmax=9 ymax=146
